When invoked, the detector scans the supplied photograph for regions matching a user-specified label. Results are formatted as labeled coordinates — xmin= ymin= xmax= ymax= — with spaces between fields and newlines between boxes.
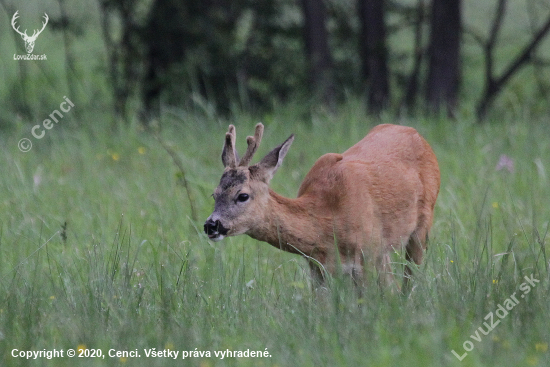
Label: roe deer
xmin=204 ymin=123 xmax=440 ymax=289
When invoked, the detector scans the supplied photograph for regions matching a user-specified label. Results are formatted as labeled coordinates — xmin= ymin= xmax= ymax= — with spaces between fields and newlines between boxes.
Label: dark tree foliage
xmin=301 ymin=0 xmax=336 ymax=108
xmin=94 ymin=0 xmax=550 ymax=120
xmin=141 ymin=0 xmax=238 ymax=115
xmin=99 ymin=0 xmax=143 ymax=121
xmin=140 ymin=0 xmax=306 ymax=115
xmin=359 ymin=0 xmax=390 ymax=112
xmin=141 ymin=0 xmax=192 ymax=116
xmin=401 ymin=0 xmax=427 ymax=110
xmin=475 ymin=0 xmax=550 ymax=120
xmin=425 ymin=0 xmax=461 ymax=115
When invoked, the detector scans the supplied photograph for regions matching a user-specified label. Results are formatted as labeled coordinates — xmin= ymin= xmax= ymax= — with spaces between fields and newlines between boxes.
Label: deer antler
xmin=239 ymin=123 xmax=264 ymax=167
xmin=222 ymin=125 xmax=238 ymax=168
xmin=11 ymin=11 xmax=27 ymax=37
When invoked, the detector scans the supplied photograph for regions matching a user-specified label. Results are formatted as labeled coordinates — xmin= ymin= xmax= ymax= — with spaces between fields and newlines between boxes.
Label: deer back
xmin=295 ymin=124 xmax=439 ymax=255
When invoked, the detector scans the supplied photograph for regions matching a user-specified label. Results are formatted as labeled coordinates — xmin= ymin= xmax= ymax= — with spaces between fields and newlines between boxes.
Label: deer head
xmin=11 ymin=11 xmax=49 ymax=54
xmin=204 ymin=123 xmax=294 ymax=241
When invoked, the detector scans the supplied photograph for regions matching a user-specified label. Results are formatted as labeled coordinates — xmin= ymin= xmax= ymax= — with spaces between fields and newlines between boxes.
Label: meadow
xmin=1 ymin=0 xmax=550 ymax=365
xmin=1 ymin=104 xmax=549 ymax=366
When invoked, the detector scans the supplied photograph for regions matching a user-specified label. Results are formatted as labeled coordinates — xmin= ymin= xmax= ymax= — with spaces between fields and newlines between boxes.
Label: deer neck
xmin=247 ymin=189 xmax=321 ymax=257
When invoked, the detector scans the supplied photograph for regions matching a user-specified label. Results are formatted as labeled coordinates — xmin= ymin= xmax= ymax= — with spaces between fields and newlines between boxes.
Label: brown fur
xmin=205 ymin=123 xmax=440 ymax=289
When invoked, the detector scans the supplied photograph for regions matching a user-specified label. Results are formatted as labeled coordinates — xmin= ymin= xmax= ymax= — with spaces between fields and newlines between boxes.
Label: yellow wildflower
xmin=536 ymin=343 xmax=548 ymax=352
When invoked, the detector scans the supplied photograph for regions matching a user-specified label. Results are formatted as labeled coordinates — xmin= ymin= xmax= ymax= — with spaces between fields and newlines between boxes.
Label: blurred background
xmin=1 ymin=0 xmax=549 ymax=128
xmin=2 ymin=3 xmax=550 ymax=365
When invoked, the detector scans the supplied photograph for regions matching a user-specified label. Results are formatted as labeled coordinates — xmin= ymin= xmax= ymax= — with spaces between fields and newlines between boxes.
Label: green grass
xmin=2 ymin=1 xmax=550 ymax=365
xmin=0 ymin=105 xmax=549 ymax=366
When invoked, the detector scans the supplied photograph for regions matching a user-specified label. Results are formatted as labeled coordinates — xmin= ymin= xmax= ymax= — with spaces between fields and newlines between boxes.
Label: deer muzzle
xmin=204 ymin=218 xmax=229 ymax=241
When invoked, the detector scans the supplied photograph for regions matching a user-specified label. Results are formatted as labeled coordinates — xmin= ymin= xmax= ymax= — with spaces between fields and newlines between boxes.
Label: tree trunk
xmin=425 ymin=0 xmax=461 ymax=115
xmin=359 ymin=0 xmax=390 ymax=112
xmin=301 ymin=0 xmax=336 ymax=108
xmin=476 ymin=1 xmax=550 ymax=120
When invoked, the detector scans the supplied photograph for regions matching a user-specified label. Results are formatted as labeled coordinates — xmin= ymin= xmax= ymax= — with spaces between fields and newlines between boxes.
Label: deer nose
xmin=204 ymin=218 xmax=220 ymax=236
xmin=204 ymin=218 xmax=229 ymax=240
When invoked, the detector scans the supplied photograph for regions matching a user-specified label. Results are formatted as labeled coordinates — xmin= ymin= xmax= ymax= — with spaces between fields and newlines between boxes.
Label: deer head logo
xmin=11 ymin=11 xmax=49 ymax=54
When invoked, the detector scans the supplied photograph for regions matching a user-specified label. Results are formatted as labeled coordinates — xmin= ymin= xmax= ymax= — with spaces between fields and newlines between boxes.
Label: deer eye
xmin=237 ymin=193 xmax=250 ymax=202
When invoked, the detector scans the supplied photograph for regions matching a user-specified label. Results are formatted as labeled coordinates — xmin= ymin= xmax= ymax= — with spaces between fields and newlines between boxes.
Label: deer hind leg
xmin=351 ymin=250 xmax=365 ymax=287
xmin=403 ymin=225 xmax=429 ymax=292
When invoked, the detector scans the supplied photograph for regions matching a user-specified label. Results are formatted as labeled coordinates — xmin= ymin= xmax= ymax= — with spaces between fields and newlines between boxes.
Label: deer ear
xmin=250 ymin=134 xmax=294 ymax=182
